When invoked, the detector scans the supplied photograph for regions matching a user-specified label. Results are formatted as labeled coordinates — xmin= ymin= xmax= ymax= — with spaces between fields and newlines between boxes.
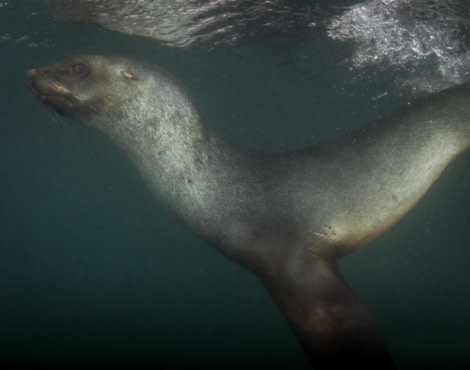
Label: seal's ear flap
xmin=259 ymin=256 xmax=396 ymax=368
xmin=121 ymin=70 xmax=139 ymax=81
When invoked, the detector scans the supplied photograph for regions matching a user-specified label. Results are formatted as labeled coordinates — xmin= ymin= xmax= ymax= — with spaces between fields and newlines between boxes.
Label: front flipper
xmin=259 ymin=255 xmax=396 ymax=369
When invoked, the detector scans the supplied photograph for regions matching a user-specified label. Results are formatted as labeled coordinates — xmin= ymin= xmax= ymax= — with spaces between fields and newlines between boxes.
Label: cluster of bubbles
xmin=327 ymin=0 xmax=470 ymax=93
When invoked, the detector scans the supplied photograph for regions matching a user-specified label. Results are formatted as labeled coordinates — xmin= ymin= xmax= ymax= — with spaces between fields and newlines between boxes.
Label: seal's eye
xmin=69 ymin=62 xmax=88 ymax=77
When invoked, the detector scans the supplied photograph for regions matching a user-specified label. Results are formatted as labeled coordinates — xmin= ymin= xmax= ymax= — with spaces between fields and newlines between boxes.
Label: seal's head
xmin=29 ymin=55 xmax=135 ymax=120
xmin=27 ymin=55 xmax=193 ymax=134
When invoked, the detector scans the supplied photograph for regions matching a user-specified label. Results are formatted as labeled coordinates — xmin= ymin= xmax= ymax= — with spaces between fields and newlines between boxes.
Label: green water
xmin=0 ymin=1 xmax=469 ymax=368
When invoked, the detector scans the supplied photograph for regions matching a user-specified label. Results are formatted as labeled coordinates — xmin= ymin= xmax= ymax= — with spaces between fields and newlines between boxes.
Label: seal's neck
xmin=92 ymin=89 xmax=261 ymax=255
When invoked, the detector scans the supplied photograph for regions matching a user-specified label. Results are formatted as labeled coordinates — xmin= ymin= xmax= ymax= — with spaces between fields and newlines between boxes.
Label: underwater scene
xmin=1 ymin=1 xmax=470 ymax=368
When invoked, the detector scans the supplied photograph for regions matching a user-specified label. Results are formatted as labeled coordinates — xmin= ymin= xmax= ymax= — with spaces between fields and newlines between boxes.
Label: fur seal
xmin=27 ymin=55 xmax=470 ymax=368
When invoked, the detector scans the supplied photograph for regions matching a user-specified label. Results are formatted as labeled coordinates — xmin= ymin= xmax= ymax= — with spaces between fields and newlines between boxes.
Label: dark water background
xmin=1 ymin=1 xmax=469 ymax=368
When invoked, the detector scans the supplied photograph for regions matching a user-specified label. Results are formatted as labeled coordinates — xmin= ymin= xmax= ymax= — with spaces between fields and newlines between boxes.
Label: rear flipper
xmin=260 ymin=255 xmax=396 ymax=369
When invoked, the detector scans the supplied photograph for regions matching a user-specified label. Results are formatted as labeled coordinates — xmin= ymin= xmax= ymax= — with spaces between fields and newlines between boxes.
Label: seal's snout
xmin=27 ymin=70 xmax=67 ymax=97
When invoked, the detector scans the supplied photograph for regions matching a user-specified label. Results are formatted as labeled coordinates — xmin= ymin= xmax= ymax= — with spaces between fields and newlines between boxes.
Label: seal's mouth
xmin=28 ymin=71 xmax=78 ymax=115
